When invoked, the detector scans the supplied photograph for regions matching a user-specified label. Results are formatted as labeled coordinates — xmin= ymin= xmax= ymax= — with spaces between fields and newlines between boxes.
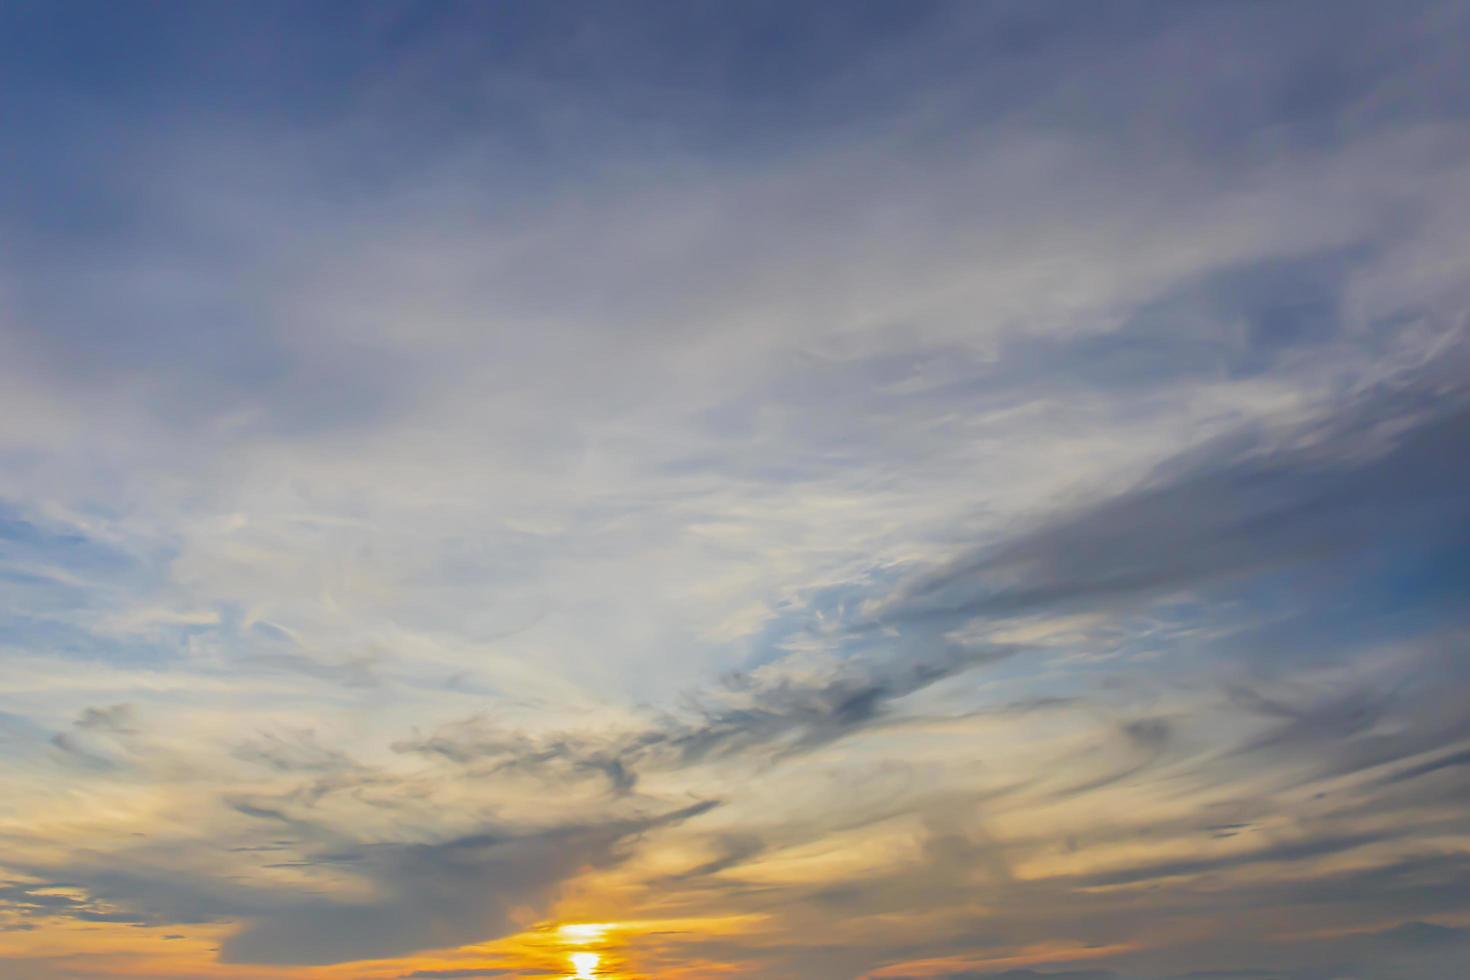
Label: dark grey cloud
xmin=656 ymin=642 xmax=1019 ymax=765
xmin=393 ymin=722 xmax=640 ymax=796
xmin=1371 ymin=921 xmax=1470 ymax=949
xmin=73 ymin=703 xmax=139 ymax=734
xmin=231 ymin=729 xmax=361 ymax=774
xmin=658 ymin=831 xmax=769 ymax=884
xmin=0 ymin=881 xmax=153 ymax=927
xmin=220 ymin=800 xmax=717 ymax=965
xmin=1378 ymin=747 xmax=1470 ymax=786
xmin=1188 ymin=633 xmax=1470 ymax=809
xmin=1069 ymin=831 xmax=1392 ymax=889
xmin=47 ymin=702 xmax=145 ymax=770
xmin=927 ymin=971 xmax=1120 ymax=980
xmin=878 ymin=354 xmax=1470 ymax=629
xmin=396 ymin=641 xmax=1018 ymax=793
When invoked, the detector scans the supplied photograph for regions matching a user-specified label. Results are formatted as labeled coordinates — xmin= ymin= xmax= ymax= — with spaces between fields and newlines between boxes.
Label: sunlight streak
xmin=559 ymin=922 xmax=612 ymax=944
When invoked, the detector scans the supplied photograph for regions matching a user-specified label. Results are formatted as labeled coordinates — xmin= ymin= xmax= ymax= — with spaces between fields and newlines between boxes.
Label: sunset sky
xmin=2 ymin=3 xmax=1470 ymax=979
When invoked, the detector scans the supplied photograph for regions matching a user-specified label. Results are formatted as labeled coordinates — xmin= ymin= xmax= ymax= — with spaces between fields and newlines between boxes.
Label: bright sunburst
xmin=569 ymin=950 xmax=600 ymax=978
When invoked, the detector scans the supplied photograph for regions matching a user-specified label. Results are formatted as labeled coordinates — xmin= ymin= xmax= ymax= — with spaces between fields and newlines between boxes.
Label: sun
xmin=569 ymin=950 xmax=601 ymax=978
xmin=557 ymin=920 xmax=616 ymax=976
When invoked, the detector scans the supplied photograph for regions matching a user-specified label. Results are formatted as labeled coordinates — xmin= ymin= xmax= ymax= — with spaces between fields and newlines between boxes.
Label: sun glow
xmin=569 ymin=950 xmax=601 ymax=978
xmin=559 ymin=922 xmax=612 ymax=943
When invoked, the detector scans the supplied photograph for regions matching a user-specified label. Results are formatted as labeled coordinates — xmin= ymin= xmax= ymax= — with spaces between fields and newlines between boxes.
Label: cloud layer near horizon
xmin=1 ymin=3 xmax=1469 ymax=978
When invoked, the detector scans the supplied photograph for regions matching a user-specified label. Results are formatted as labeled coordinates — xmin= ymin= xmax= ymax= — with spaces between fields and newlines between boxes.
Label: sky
xmin=1 ymin=2 xmax=1469 ymax=978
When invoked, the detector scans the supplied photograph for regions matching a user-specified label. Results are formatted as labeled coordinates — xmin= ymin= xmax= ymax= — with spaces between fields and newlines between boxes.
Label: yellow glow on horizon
xmin=569 ymin=950 xmax=600 ymax=977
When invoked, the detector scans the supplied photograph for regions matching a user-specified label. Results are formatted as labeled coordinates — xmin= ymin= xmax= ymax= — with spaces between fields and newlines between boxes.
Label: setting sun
xmin=569 ymin=950 xmax=601 ymax=978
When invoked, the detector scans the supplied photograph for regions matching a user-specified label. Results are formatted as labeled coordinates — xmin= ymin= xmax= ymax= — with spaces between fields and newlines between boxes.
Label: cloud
xmin=921 ymin=972 xmax=1121 ymax=980
xmin=395 ymin=640 xmax=1019 ymax=794
xmin=221 ymin=801 xmax=718 ymax=965
xmin=875 ymin=354 xmax=1470 ymax=631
